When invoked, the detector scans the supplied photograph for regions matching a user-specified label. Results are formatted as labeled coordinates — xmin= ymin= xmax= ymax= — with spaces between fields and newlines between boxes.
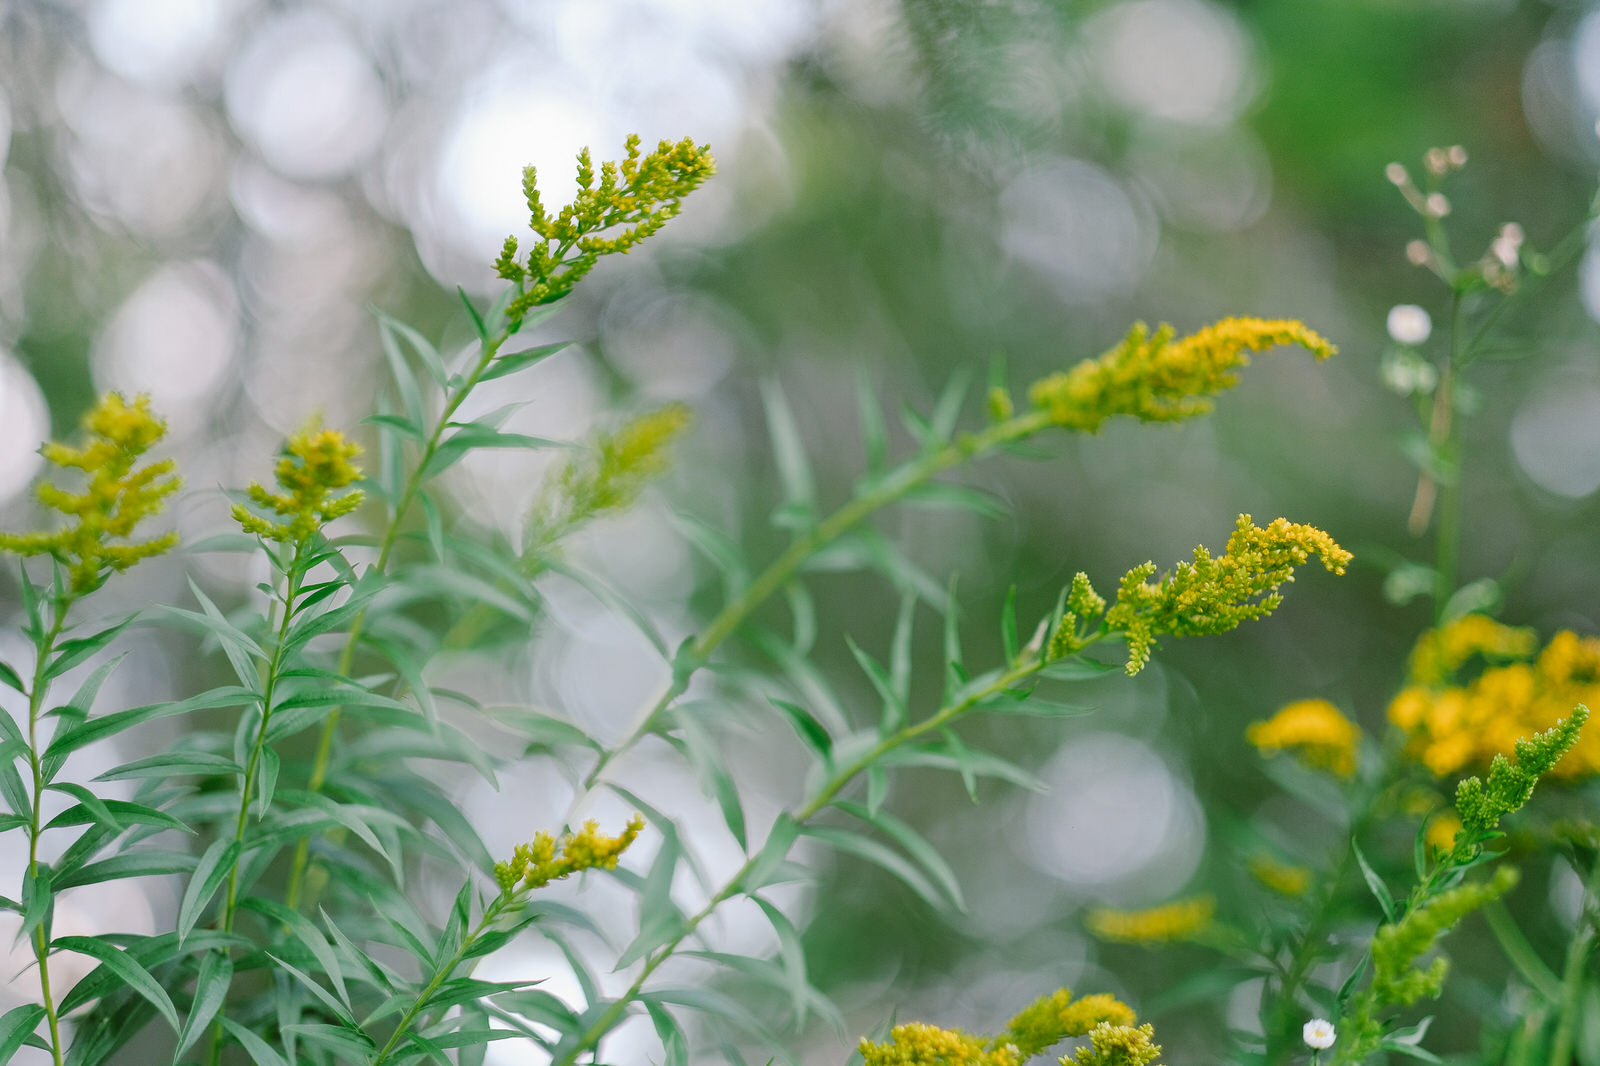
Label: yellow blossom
xmin=1027 ymin=317 xmax=1335 ymax=432
xmin=1248 ymin=854 xmax=1313 ymax=897
xmin=1085 ymin=896 xmax=1215 ymax=945
xmin=1389 ymin=621 xmax=1600 ymax=778
xmin=492 ymin=816 xmax=645 ymax=894
xmin=1246 ymin=699 xmax=1361 ymax=778
xmin=859 ymin=1023 xmax=1021 ymax=1066
xmin=1408 ymin=614 xmax=1537 ymax=685
xmin=233 ymin=423 xmax=364 ymax=544
xmin=1425 ymin=811 xmax=1463 ymax=857
xmin=0 ymin=393 xmax=180 ymax=593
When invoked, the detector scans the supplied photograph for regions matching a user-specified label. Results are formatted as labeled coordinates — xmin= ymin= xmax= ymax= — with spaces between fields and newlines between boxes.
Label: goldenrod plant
xmin=1 ymin=134 xmax=1587 ymax=1066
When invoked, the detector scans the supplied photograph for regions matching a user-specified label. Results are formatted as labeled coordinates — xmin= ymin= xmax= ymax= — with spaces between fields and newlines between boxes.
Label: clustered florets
xmin=860 ymin=989 xmax=1154 ymax=1066
xmin=495 ymin=135 xmax=716 ymax=324
xmin=492 ymin=816 xmax=645 ymax=895
xmin=1246 ymin=699 xmax=1362 ymax=778
xmin=1027 ymin=317 xmax=1336 ymax=432
xmin=1390 ymin=615 xmax=1600 ymax=777
xmin=0 ymin=392 xmax=180 ymax=592
xmin=233 ymin=423 xmax=365 ymax=544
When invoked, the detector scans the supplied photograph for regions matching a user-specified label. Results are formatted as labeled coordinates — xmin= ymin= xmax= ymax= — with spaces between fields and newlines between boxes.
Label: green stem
xmin=26 ymin=590 xmax=72 ymax=1066
xmin=552 ymin=651 xmax=1053 ymax=1066
xmin=565 ymin=409 xmax=1055 ymax=824
xmin=368 ymin=896 xmax=507 ymax=1066
xmin=284 ymin=327 xmax=510 ymax=911
xmin=204 ymin=551 xmax=305 ymax=1066
xmin=1430 ymin=293 xmax=1465 ymax=626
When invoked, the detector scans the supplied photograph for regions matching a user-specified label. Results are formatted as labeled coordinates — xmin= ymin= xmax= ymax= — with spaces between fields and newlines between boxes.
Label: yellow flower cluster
xmin=1004 ymin=990 xmax=1137 ymax=1059
xmin=859 ymin=989 xmax=1147 ymax=1066
xmin=1085 ymin=896 xmax=1215 ymax=945
xmin=1425 ymin=811 xmax=1463 ymax=856
xmin=492 ymin=815 xmax=645 ymax=895
xmin=524 ymin=405 xmax=692 ymax=568
xmin=1246 ymin=699 xmax=1361 ymax=778
xmin=0 ymin=393 xmax=180 ymax=593
xmin=233 ymin=424 xmax=365 ymax=544
xmin=1105 ymin=515 xmax=1351 ymax=675
xmin=1068 ymin=1022 xmax=1163 ymax=1066
xmin=496 ymin=135 xmax=716 ymax=320
xmin=1027 ymin=317 xmax=1336 ymax=432
xmin=1247 ymin=854 xmax=1313 ymax=897
xmin=1388 ymin=618 xmax=1600 ymax=777
xmin=1407 ymin=614 xmax=1536 ymax=685
xmin=859 ymin=1023 xmax=1021 ymax=1066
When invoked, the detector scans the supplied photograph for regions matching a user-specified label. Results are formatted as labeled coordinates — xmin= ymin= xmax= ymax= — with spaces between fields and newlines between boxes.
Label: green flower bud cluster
xmin=1339 ymin=865 xmax=1519 ymax=1061
xmin=233 ymin=423 xmax=365 ymax=544
xmin=1067 ymin=1023 xmax=1163 ymax=1066
xmin=1097 ymin=514 xmax=1351 ymax=675
xmin=1045 ymin=572 xmax=1108 ymax=661
xmin=492 ymin=815 xmax=644 ymax=895
xmin=495 ymin=135 xmax=716 ymax=323
xmin=0 ymin=392 xmax=180 ymax=593
xmin=1027 ymin=317 xmax=1336 ymax=432
xmin=1454 ymin=704 xmax=1588 ymax=839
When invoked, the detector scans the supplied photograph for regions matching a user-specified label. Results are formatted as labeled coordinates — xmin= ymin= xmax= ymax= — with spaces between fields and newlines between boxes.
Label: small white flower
xmin=1425 ymin=192 xmax=1451 ymax=218
xmin=1304 ymin=1019 xmax=1337 ymax=1050
xmin=1387 ymin=304 xmax=1432 ymax=346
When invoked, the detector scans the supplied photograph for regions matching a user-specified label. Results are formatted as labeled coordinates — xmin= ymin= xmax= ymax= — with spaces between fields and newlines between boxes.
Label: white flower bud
xmin=1387 ymin=304 xmax=1432 ymax=346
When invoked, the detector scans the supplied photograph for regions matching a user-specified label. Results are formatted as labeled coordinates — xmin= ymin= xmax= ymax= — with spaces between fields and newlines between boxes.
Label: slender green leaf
xmin=1351 ymin=839 xmax=1396 ymax=924
xmin=43 ymin=615 xmax=135 ymax=681
xmin=0 ymin=1004 xmax=46 ymax=1062
xmin=221 ymin=1015 xmax=291 ymax=1066
xmin=834 ymin=801 xmax=965 ymax=911
xmin=94 ymin=751 xmax=243 ymax=782
xmin=480 ymin=341 xmax=570 ymax=382
xmin=177 ymin=839 xmax=240 ymax=945
xmin=175 ymin=950 xmax=232 ymax=1055
xmin=53 ymin=935 xmax=179 ymax=1031
xmin=801 ymin=825 xmax=949 ymax=910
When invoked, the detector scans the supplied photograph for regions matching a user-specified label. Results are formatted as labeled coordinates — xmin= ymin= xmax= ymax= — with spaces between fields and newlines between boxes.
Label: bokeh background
xmin=3 ymin=0 xmax=1600 ymax=1062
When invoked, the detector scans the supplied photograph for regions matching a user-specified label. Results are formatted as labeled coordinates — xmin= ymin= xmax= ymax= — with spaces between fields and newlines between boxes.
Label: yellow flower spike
xmin=1005 ymin=989 xmax=1138 ymax=1059
xmin=1085 ymin=895 xmax=1216 ymax=945
xmin=492 ymin=815 xmax=645 ymax=897
xmin=0 ymin=392 xmax=180 ymax=593
xmin=1027 ymin=317 xmax=1335 ymax=432
xmin=1106 ymin=515 xmax=1351 ymax=675
xmin=232 ymin=422 xmax=365 ymax=544
xmin=1246 ymin=699 xmax=1362 ymax=778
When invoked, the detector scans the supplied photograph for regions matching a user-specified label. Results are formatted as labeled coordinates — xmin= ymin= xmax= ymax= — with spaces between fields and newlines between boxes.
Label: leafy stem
xmin=25 ymin=581 xmax=74 ymax=1066
xmin=552 ymin=642 xmax=1067 ymax=1066
xmin=367 ymin=895 xmax=509 ymax=1066
xmin=286 ymin=311 xmax=517 ymax=911
xmin=204 ymin=546 xmax=306 ymax=1066
xmin=566 ymin=407 xmax=1058 ymax=823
